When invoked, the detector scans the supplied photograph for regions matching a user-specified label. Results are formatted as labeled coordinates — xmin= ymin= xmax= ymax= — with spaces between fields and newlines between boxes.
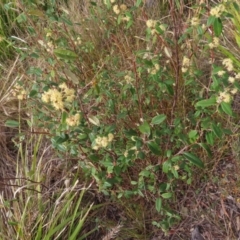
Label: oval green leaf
xmin=155 ymin=198 xmax=162 ymax=212
xmin=182 ymin=152 xmax=204 ymax=168
xmin=5 ymin=120 xmax=19 ymax=128
xmin=148 ymin=141 xmax=161 ymax=155
xmin=198 ymin=143 xmax=212 ymax=157
xmin=139 ymin=121 xmax=151 ymax=135
xmin=29 ymin=89 xmax=38 ymax=97
xmin=212 ymin=123 xmax=223 ymax=138
xmin=54 ymin=48 xmax=78 ymax=60
xmin=88 ymin=116 xmax=100 ymax=126
xmin=213 ymin=18 xmax=223 ymax=37
xmin=207 ymin=16 xmax=216 ymax=26
xmin=161 ymin=192 xmax=172 ymax=199
xmin=151 ymin=114 xmax=166 ymax=125
xmin=206 ymin=132 xmax=214 ymax=145
xmin=220 ymin=102 xmax=233 ymax=116
xmin=195 ymin=97 xmax=216 ymax=107
xmin=136 ymin=0 xmax=142 ymax=7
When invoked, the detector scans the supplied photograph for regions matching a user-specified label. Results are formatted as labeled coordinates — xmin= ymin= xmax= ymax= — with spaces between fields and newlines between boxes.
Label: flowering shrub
xmin=6 ymin=0 xmax=240 ymax=233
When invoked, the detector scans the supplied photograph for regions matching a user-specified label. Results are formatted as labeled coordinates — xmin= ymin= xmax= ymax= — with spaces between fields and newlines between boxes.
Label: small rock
xmin=191 ymin=225 xmax=204 ymax=240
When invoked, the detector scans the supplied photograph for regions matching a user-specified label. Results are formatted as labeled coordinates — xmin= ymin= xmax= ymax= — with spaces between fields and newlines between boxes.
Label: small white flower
xmin=228 ymin=76 xmax=235 ymax=83
xmin=217 ymin=91 xmax=231 ymax=103
xmin=93 ymin=145 xmax=99 ymax=150
xmin=235 ymin=73 xmax=240 ymax=79
xmin=101 ymin=137 xmax=108 ymax=148
xmin=231 ymin=88 xmax=238 ymax=94
xmin=222 ymin=58 xmax=234 ymax=72
xmin=108 ymin=133 xmax=114 ymax=142
xmin=191 ymin=17 xmax=199 ymax=26
xmin=217 ymin=70 xmax=225 ymax=76
xmin=113 ymin=5 xmax=120 ymax=14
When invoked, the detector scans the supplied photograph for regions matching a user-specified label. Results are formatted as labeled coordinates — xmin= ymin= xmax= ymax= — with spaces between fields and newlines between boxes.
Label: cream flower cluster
xmin=74 ymin=37 xmax=81 ymax=45
xmin=38 ymin=39 xmax=55 ymax=53
xmin=227 ymin=73 xmax=240 ymax=89
xmin=124 ymin=72 xmax=134 ymax=84
xmin=146 ymin=19 xmax=157 ymax=35
xmin=42 ymin=88 xmax=64 ymax=110
xmin=236 ymin=73 xmax=240 ymax=79
xmin=182 ymin=56 xmax=191 ymax=73
xmin=122 ymin=15 xmax=130 ymax=22
xmin=209 ymin=37 xmax=220 ymax=49
xmin=228 ymin=76 xmax=235 ymax=83
xmin=217 ymin=70 xmax=225 ymax=76
xmin=59 ymin=83 xmax=75 ymax=102
xmin=222 ymin=58 xmax=234 ymax=72
xmin=92 ymin=133 xmax=114 ymax=150
xmin=113 ymin=4 xmax=127 ymax=15
xmin=11 ymin=84 xmax=27 ymax=100
xmin=142 ymin=45 xmax=156 ymax=60
xmin=147 ymin=63 xmax=160 ymax=75
xmin=210 ymin=4 xmax=225 ymax=18
xmin=146 ymin=19 xmax=157 ymax=29
xmin=66 ymin=113 xmax=80 ymax=127
xmin=217 ymin=90 xmax=231 ymax=103
xmin=191 ymin=17 xmax=200 ymax=26
xmin=216 ymin=61 xmax=240 ymax=103
xmin=41 ymin=83 xmax=75 ymax=110
xmin=231 ymin=88 xmax=238 ymax=95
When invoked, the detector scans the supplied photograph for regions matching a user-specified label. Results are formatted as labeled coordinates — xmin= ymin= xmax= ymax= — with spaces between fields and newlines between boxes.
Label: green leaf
xmin=206 ymin=132 xmax=214 ymax=145
xmin=16 ymin=12 xmax=27 ymax=23
xmin=136 ymin=0 xmax=142 ymax=7
xmin=162 ymin=161 xmax=170 ymax=173
xmin=89 ymin=154 xmax=99 ymax=162
xmin=56 ymin=144 xmax=67 ymax=152
xmin=137 ymin=151 xmax=145 ymax=159
xmin=233 ymin=1 xmax=240 ymax=11
xmin=124 ymin=129 xmax=138 ymax=137
xmin=139 ymin=169 xmax=150 ymax=177
xmin=59 ymin=16 xmax=73 ymax=26
xmin=159 ymin=183 xmax=167 ymax=192
xmin=52 ymin=134 xmax=69 ymax=145
xmin=5 ymin=120 xmax=19 ymax=128
xmin=88 ymin=116 xmax=100 ymax=126
xmin=182 ymin=152 xmax=204 ymax=168
xmin=151 ymin=114 xmax=166 ymax=125
xmin=161 ymin=192 xmax=172 ymax=199
xmin=220 ymin=102 xmax=233 ymax=116
xmin=172 ymin=168 xmax=179 ymax=178
xmin=54 ymin=48 xmax=78 ymax=60
xmin=213 ymin=18 xmax=223 ymax=37
xmin=212 ymin=123 xmax=223 ymax=138
xmin=131 ymin=181 xmax=138 ymax=185
xmin=61 ymin=111 xmax=68 ymax=124
xmin=27 ymin=9 xmax=45 ymax=18
xmin=29 ymin=89 xmax=38 ymax=97
xmin=207 ymin=16 xmax=216 ymax=26
xmin=78 ymin=133 xmax=88 ymax=140
xmin=27 ymin=67 xmax=43 ymax=76
xmin=195 ymin=97 xmax=216 ymax=107
xmin=198 ymin=143 xmax=212 ymax=157
xmin=139 ymin=121 xmax=151 ymax=135
xmin=148 ymin=141 xmax=161 ymax=155
xmin=155 ymin=198 xmax=162 ymax=212
xmin=188 ymin=130 xmax=198 ymax=139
